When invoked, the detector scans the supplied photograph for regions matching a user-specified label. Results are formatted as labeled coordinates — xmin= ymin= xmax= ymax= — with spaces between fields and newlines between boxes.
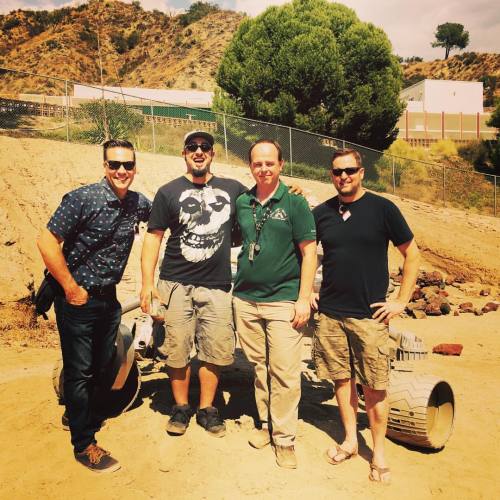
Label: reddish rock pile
xmin=389 ymin=270 xmax=499 ymax=320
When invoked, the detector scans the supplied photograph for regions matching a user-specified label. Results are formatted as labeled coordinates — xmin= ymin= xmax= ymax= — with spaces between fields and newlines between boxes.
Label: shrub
xmin=457 ymin=141 xmax=489 ymax=168
xmin=111 ymin=32 xmax=128 ymax=54
xmin=127 ymin=30 xmax=140 ymax=50
xmin=2 ymin=18 xmax=21 ymax=31
xmin=430 ymin=139 xmax=458 ymax=158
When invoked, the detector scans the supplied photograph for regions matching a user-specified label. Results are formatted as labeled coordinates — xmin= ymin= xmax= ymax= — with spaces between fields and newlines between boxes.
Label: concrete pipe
xmin=386 ymin=371 xmax=455 ymax=449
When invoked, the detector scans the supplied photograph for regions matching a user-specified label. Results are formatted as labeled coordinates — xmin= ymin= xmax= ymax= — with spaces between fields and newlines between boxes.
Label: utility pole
xmin=96 ymin=28 xmax=110 ymax=141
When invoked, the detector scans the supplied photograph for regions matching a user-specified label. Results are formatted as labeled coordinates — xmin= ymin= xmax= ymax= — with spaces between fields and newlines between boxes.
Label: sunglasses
xmin=106 ymin=160 xmax=135 ymax=171
xmin=185 ymin=142 xmax=212 ymax=153
xmin=331 ymin=167 xmax=361 ymax=176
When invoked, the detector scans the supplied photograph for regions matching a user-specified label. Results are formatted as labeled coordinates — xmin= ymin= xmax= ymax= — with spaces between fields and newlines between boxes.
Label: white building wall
xmin=400 ymin=79 xmax=483 ymax=114
xmin=72 ymin=85 xmax=213 ymax=108
xmin=423 ymin=80 xmax=483 ymax=113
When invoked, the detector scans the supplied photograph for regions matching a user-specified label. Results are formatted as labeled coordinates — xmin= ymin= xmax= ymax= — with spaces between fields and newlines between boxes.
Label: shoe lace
xmin=86 ymin=444 xmax=110 ymax=465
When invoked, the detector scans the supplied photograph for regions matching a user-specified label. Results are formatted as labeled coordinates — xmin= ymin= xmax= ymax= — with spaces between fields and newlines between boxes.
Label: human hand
xmin=140 ymin=285 xmax=162 ymax=320
xmin=292 ymin=297 xmax=311 ymax=329
xmin=310 ymin=292 xmax=319 ymax=311
xmin=370 ymin=300 xmax=407 ymax=324
xmin=287 ymin=183 xmax=304 ymax=196
xmin=65 ymin=284 xmax=88 ymax=306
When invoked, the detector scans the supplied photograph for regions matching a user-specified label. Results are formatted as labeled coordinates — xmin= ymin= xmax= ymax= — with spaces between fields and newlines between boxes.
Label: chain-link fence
xmin=1 ymin=66 xmax=498 ymax=217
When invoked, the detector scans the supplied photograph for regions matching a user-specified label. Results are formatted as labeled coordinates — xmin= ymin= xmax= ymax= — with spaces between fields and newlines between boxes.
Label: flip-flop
xmin=369 ymin=462 xmax=391 ymax=484
xmin=324 ymin=444 xmax=358 ymax=465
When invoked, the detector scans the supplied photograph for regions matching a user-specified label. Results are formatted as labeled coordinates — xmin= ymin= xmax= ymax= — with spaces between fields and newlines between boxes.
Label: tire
xmin=52 ymin=358 xmax=64 ymax=405
xmin=386 ymin=371 xmax=454 ymax=449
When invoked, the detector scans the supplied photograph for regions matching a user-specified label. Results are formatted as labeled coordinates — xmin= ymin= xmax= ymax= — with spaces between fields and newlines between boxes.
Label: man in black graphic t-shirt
xmin=141 ymin=131 xmax=246 ymax=438
xmin=312 ymin=148 xmax=419 ymax=484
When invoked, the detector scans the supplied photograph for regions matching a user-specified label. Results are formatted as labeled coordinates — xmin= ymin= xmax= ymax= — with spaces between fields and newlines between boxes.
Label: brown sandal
xmin=369 ymin=462 xmax=391 ymax=484
xmin=324 ymin=444 xmax=358 ymax=465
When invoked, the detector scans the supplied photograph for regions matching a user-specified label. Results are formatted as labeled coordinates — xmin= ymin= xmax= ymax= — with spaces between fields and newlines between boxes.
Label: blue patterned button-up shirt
xmin=47 ymin=178 xmax=151 ymax=290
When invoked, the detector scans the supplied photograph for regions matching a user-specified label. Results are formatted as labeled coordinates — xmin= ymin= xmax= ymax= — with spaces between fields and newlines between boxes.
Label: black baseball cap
xmin=183 ymin=130 xmax=214 ymax=147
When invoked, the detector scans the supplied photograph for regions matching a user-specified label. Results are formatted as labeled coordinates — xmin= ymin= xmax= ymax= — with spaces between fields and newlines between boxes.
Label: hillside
xmin=0 ymin=0 xmax=243 ymax=94
xmin=403 ymin=52 xmax=500 ymax=105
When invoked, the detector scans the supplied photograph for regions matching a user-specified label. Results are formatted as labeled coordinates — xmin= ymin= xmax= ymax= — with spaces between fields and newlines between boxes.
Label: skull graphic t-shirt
xmin=148 ymin=176 xmax=247 ymax=287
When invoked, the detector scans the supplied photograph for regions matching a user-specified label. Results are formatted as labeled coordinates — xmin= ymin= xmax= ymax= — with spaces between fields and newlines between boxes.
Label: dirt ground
xmin=0 ymin=137 xmax=499 ymax=499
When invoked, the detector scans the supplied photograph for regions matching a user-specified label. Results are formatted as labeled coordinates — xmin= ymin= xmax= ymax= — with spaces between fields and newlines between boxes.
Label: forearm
xmin=298 ymin=241 xmax=317 ymax=300
xmin=36 ymin=228 xmax=78 ymax=293
xmin=397 ymin=242 xmax=420 ymax=304
xmin=141 ymin=231 xmax=163 ymax=287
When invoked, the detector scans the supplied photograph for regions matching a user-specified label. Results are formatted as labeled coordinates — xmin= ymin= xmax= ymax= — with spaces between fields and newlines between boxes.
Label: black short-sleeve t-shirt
xmin=313 ymin=192 xmax=414 ymax=319
xmin=148 ymin=175 xmax=246 ymax=287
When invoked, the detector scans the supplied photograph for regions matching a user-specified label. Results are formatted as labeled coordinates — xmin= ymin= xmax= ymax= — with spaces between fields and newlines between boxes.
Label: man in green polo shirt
xmin=233 ymin=139 xmax=317 ymax=469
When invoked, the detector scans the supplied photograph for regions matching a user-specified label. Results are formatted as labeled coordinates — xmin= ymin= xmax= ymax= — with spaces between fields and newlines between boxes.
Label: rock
xmin=453 ymin=310 xmax=460 ymax=316
xmin=407 ymin=299 xmax=427 ymax=311
xmin=432 ymin=343 xmax=463 ymax=356
xmin=412 ymin=310 xmax=427 ymax=319
xmin=421 ymin=286 xmax=440 ymax=300
xmin=411 ymin=287 xmax=424 ymax=301
xmin=482 ymin=302 xmax=499 ymax=313
xmin=440 ymin=300 xmax=451 ymax=315
xmin=479 ymin=288 xmax=491 ymax=296
xmin=417 ymin=271 xmax=444 ymax=287
xmin=459 ymin=302 xmax=474 ymax=313
xmin=437 ymin=290 xmax=449 ymax=298
xmin=425 ymin=299 xmax=442 ymax=316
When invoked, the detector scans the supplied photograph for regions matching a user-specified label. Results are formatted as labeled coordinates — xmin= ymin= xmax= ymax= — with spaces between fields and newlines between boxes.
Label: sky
xmin=1 ymin=0 xmax=499 ymax=60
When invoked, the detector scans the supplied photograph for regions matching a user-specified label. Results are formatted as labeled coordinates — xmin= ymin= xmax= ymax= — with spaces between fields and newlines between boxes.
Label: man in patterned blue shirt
xmin=37 ymin=139 xmax=151 ymax=473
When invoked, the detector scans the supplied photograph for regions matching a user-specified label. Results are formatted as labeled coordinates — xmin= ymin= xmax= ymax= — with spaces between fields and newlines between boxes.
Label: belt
xmin=87 ymin=284 xmax=116 ymax=297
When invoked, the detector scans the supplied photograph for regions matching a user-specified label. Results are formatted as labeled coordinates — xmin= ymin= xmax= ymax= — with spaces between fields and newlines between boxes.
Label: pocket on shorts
xmin=376 ymin=344 xmax=391 ymax=385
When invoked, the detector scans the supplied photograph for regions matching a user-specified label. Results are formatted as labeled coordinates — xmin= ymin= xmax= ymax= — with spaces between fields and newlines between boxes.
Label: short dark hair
xmin=331 ymin=148 xmax=362 ymax=168
xmin=103 ymin=139 xmax=135 ymax=161
xmin=248 ymin=139 xmax=283 ymax=163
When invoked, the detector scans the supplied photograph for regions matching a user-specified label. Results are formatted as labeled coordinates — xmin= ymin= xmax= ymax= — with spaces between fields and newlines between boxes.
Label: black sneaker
xmin=196 ymin=406 xmax=226 ymax=437
xmin=166 ymin=404 xmax=192 ymax=435
xmin=74 ymin=443 xmax=120 ymax=473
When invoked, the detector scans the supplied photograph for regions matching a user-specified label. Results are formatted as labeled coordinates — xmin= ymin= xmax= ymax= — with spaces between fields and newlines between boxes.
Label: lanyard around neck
xmin=251 ymin=199 xmax=275 ymax=244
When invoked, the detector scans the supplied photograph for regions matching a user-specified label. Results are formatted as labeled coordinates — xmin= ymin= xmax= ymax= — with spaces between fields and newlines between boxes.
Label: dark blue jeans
xmin=54 ymin=292 xmax=121 ymax=453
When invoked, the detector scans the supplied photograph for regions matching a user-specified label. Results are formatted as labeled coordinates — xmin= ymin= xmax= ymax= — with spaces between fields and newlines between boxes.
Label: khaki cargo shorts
xmin=313 ymin=312 xmax=390 ymax=390
xmin=156 ymin=280 xmax=235 ymax=368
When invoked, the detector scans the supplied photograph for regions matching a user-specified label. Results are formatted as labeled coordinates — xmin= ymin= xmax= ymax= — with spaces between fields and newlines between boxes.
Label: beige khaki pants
xmin=233 ymin=296 xmax=303 ymax=447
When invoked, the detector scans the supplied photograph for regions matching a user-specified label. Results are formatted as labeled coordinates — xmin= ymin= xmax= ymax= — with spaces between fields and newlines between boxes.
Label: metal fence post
xmin=65 ymin=79 xmax=69 ymax=142
xmin=495 ymin=175 xmax=497 ymax=217
xmin=150 ymin=100 xmax=156 ymax=154
xmin=442 ymin=166 xmax=446 ymax=206
xmin=223 ymin=114 xmax=228 ymax=161
xmin=391 ymin=156 xmax=396 ymax=194
xmin=289 ymin=126 xmax=293 ymax=176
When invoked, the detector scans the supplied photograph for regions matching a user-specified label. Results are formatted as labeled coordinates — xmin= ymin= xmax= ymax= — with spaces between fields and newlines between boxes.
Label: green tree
xmin=216 ymin=0 xmax=403 ymax=150
xmin=431 ymin=23 xmax=469 ymax=60
xmin=179 ymin=2 xmax=219 ymax=27
xmin=486 ymin=99 xmax=500 ymax=173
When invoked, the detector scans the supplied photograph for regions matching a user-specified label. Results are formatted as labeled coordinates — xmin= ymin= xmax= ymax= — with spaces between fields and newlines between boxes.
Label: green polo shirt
xmin=233 ymin=181 xmax=316 ymax=302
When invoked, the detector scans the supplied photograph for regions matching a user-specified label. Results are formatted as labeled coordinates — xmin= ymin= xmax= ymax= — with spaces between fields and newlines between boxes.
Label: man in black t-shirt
xmin=312 ymin=148 xmax=420 ymax=484
xmin=140 ymin=130 xmax=246 ymax=438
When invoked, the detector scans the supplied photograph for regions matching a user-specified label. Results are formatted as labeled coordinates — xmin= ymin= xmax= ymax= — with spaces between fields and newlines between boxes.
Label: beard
xmin=192 ymin=166 xmax=208 ymax=177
